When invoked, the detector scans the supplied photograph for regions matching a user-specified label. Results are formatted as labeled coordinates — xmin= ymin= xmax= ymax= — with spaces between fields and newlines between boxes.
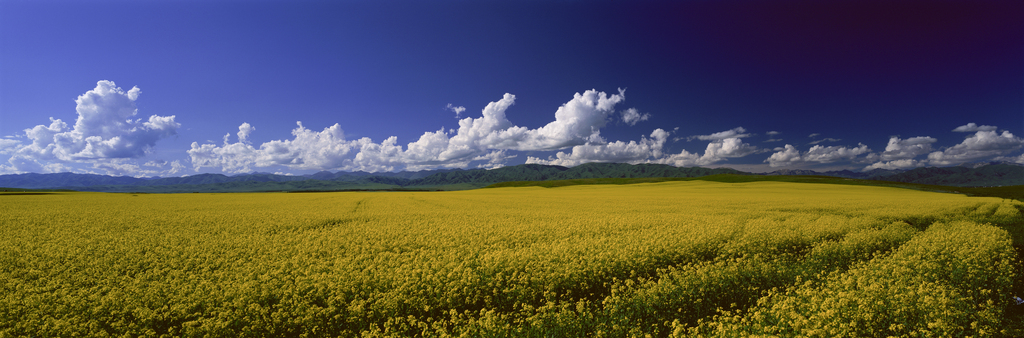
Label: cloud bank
xmin=764 ymin=123 xmax=1024 ymax=171
xmin=189 ymin=89 xmax=631 ymax=173
xmin=4 ymin=84 xmax=1022 ymax=176
xmin=190 ymin=89 xmax=766 ymax=173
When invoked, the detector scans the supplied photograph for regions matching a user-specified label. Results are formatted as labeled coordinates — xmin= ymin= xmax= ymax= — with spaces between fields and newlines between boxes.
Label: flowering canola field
xmin=1 ymin=181 xmax=1021 ymax=337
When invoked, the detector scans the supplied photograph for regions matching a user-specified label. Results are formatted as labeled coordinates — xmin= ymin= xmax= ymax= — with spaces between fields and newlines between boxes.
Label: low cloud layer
xmin=3 ymin=84 xmax=1022 ymax=176
xmin=189 ymin=89 xmax=630 ymax=173
xmin=0 ymin=81 xmax=180 ymax=175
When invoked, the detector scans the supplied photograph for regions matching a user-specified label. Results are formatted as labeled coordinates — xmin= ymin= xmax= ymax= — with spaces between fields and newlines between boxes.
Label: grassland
xmin=1 ymin=181 xmax=1022 ymax=337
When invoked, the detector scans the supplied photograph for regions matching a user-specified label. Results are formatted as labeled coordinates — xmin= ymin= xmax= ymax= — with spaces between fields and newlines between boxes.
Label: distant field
xmin=1 ymin=181 xmax=1022 ymax=337
xmin=486 ymin=174 xmax=1024 ymax=201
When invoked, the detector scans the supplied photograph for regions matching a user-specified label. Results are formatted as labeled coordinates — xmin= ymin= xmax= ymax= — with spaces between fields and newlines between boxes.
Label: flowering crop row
xmin=0 ymin=181 xmax=1019 ymax=337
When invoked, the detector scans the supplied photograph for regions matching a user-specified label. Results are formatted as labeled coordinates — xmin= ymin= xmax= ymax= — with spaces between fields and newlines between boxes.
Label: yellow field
xmin=1 ymin=181 xmax=1020 ymax=337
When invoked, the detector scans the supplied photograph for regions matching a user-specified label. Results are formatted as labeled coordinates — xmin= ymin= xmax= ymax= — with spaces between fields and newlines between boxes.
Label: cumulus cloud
xmin=473 ymin=150 xmax=516 ymax=169
xmin=190 ymin=121 xmax=359 ymax=173
xmin=529 ymin=127 xmax=760 ymax=167
xmin=765 ymin=145 xmax=802 ymax=168
xmin=877 ymin=136 xmax=937 ymax=161
xmin=190 ymin=89 xmax=627 ymax=173
xmin=1 ymin=80 xmax=179 ymax=174
xmin=517 ymin=89 xmax=625 ymax=150
xmin=689 ymin=127 xmax=752 ymax=141
xmin=804 ymin=144 xmax=871 ymax=163
xmin=927 ymin=130 xmax=1023 ymax=165
xmin=765 ymin=143 xmax=871 ymax=167
xmin=527 ymin=128 xmax=669 ymax=166
xmin=859 ymin=136 xmax=938 ymax=170
xmin=952 ymin=123 xmax=997 ymax=132
xmin=620 ymin=108 xmax=650 ymax=126
xmin=704 ymin=137 xmax=760 ymax=160
xmin=51 ymin=81 xmax=179 ymax=159
xmin=445 ymin=103 xmax=466 ymax=117
xmin=237 ymin=122 xmax=255 ymax=144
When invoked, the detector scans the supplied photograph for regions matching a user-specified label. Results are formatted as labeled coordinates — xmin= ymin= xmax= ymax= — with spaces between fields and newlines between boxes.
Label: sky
xmin=1 ymin=0 xmax=1022 ymax=177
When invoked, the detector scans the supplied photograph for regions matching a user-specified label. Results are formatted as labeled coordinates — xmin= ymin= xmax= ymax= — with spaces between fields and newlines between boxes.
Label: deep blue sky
xmin=1 ymin=0 xmax=1022 ymax=176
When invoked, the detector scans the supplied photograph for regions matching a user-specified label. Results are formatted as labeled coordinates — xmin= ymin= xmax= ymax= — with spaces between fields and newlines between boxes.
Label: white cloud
xmin=703 ymin=137 xmax=760 ymax=160
xmin=878 ymin=136 xmax=937 ymax=161
xmin=474 ymin=150 xmax=516 ymax=169
xmin=138 ymin=159 xmax=183 ymax=175
xmin=620 ymin=108 xmax=650 ymax=126
xmin=2 ymin=80 xmax=179 ymax=174
xmin=237 ymin=122 xmax=255 ymax=144
xmin=689 ymin=127 xmax=751 ymax=141
xmin=649 ymin=150 xmax=704 ymax=167
xmin=861 ymin=136 xmax=938 ymax=170
xmin=515 ymin=89 xmax=625 ymax=150
xmin=927 ymin=130 xmax=1024 ymax=165
xmin=446 ymin=103 xmax=466 ymax=117
xmin=190 ymin=121 xmax=363 ymax=173
xmin=863 ymin=159 xmax=925 ymax=170
xmin=766 ymin=131 xmax=780 ymax=136
xmin=190 ymin=89 xmax=627 ymax=173
xmin=765 ymin=143 xmax=871 ymax=167
xmin=952 ymin=123 xmax=997 ymax=132
xmin=808 ymin=133 xmax=820 ymax=138
xmin=808 ymin=137 xmax=841 ymax=145
xmin=527 ymin=127 xmax=761 ymax=168
xmin=803 ymin=144 xmax=870 ymax=163
xmin=994 ymin=153 xmax=1024 ymax=164
xmin=527 ymin=128 xmax=669 ymax=167
xmin=0 ymin=139 xmax=20 ymax=155
xmin=167 ymin=160 xmax=185 ymax=174
xmin=765 ymin=144 xmax=802 ymax=167
xmin=51 ymin=81 xmax=179 ymax=159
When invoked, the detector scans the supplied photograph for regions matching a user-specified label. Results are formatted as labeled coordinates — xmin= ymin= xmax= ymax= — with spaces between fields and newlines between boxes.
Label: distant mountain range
xmin=0 ymin=162 xmax=1020 ymax=193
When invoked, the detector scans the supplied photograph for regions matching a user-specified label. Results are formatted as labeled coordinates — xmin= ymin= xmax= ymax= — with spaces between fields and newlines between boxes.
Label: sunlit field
xmin=1 ymin=181 xmax=1021 ymax=337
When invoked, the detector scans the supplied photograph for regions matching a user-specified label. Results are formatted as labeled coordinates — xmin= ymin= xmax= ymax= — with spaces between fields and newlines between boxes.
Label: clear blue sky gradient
xmin=1 ymin=0 xmax=1022 ymax=176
